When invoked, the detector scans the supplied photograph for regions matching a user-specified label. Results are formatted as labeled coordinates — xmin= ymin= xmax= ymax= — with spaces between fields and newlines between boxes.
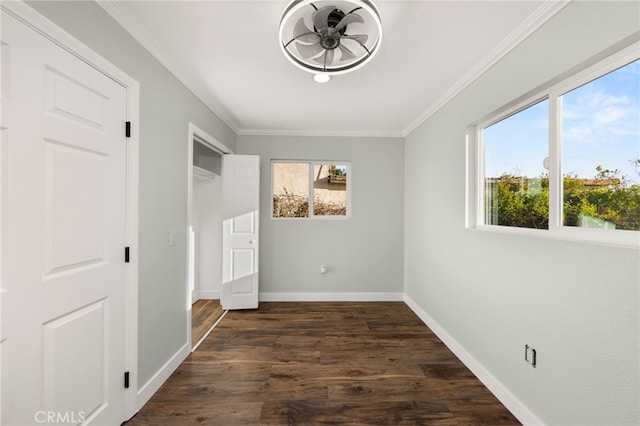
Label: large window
xmin=272 ymin=161 xmax=350 ymax=219
xmin=476 ymin=44 xmax=639 ymax=245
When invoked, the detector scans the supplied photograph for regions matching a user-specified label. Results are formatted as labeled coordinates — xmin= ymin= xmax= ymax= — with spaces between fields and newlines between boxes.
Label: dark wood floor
xmin=127 ymin=302 xmax=520 ymax=425
xmin=191 ymin=299 xmax=224 ymax=347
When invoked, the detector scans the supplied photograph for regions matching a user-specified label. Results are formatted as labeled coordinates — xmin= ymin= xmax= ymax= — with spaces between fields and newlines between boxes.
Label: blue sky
xmin=485 ymin=59 xmax=640 ymax=185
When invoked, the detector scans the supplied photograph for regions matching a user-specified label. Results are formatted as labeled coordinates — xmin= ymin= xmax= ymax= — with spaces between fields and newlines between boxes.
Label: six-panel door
xmin=1 ymin=11 xmax=128 ymax=425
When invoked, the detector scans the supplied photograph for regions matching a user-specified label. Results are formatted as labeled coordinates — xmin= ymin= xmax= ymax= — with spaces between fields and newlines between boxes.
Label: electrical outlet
xmin=525 ymin=344 xmax=537 ymax=368
xmin=169 ymin=230 xmax=177 ymax=246
xmin=320 ymin=265 xmax=327 ymax=275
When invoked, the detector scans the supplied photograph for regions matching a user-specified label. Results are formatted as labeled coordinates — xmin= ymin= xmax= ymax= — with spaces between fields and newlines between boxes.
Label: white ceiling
xmin=100 ymin=1 xmax=568 ymax=137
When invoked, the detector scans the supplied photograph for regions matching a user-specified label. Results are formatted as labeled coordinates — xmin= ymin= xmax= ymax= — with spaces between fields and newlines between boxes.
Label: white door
xmin=221 ymin=155 xmax=260 ymax=310
xmin=1 ymin=11 xmax=128 ymax=425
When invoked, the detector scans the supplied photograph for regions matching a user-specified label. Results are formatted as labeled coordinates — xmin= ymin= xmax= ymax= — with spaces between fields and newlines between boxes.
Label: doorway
xmin=187 ymin=124 xmax=231 ymax=350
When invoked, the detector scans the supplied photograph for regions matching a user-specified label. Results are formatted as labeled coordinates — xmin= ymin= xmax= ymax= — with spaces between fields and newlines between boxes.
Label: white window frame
xmin=271 ymin=160 xmax=352 ymax=220
xmin=470 ymin=42 xmax=640 ymax=248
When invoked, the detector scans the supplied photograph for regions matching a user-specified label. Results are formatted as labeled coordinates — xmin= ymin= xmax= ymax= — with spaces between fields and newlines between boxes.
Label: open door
xmin=221 ymin=155 xmax=260 ymax=310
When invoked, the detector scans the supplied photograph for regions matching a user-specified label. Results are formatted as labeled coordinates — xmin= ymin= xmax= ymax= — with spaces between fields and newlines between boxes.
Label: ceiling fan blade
xmin=312 ymin=6 xmax=335 ymax=33
xmin=296 ymin=41 xmax=324 ymax=59
xmin=343 ymin=34 xmax=368 ymax=46
xmin=314 ymin=49 xmax=334 ymax=68
xmin=293 ymin=17 xmax=320 ymax=44
xmin=293 ymin=17 xmax=311 ymax=37
xmin=338 ymin=44 xmax=356 ymax=62
xmin=332 ymin=12 xmax=364 ymax=33
xmin=326 ymin=49 xmax=335 ymax=66
xmin=295 ymin=32 xmax=321 ymax=44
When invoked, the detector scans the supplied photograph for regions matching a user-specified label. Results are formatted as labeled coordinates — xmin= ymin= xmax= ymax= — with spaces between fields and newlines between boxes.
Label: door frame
xmin=186 ymin=123 xmax=232 ymax=350
xmin=1 ymin=2 xmax=141 ymax=419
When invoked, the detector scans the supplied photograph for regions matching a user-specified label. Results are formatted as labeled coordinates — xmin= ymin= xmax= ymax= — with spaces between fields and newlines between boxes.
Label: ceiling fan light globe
xmin=313 ymin=73 xmax=332 ymax=83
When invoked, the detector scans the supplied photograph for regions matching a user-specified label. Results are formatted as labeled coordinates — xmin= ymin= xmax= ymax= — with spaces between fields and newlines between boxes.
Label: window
xmin=475 ymin=43 xmax=639 ymax=245
xmin=272 ymin=161 xmax=350 ymax=219
xmin=560 ymin=61 xmax=640 ymax=231
xmin=483 ymin=99 xmax=550 ymax=229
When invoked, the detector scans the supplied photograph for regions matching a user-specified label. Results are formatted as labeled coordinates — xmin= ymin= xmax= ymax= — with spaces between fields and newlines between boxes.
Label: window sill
xmin=472 ymin=224 xmax=640 ymax=249
xmin=271 ymin=215 xmax=351 ymax=221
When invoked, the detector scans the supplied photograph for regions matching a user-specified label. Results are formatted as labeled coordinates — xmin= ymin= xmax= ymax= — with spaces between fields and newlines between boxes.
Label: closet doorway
xmin=187 ymin=124 xmax=232 ymax=350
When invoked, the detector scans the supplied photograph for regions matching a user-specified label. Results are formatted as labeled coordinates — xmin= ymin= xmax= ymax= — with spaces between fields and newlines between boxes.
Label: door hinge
xmin=125 ymin=247 xmax=130 ymax=263
xmin=125 ymin=121 xmax=131 ymax=138
xmin=124 ymin=371 xmax=130 ymax=389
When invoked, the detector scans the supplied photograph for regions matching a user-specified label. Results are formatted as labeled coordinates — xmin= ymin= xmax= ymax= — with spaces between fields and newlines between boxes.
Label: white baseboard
xmin=259 ymin=292 xmax=404 ymax=302
xmin=403 ymin=294 xmax=543 ymax=426
xmin=195 ymin=290 xmax=220 ymax=300
xmin=136 ymin=342 xmax=190 ymax=410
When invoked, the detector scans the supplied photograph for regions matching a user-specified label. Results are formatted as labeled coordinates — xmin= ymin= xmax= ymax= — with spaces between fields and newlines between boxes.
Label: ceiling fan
xmin=279 ymin=0 xmax=382 ymax=81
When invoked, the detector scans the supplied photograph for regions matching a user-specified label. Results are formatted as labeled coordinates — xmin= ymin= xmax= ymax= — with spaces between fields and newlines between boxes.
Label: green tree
xmin=489 ymin=166 xmax=640 ymax=231
xmin=488 ymin=174 xmax=549 ymax=229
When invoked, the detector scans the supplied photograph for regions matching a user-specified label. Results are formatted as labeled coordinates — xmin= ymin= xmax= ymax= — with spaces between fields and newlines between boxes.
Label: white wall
xmin=404 ymin=2 xmax=639 ymax=425
xmin=237 ymin=135 xmax=404 ymax=298
xmin=193 ymin=176 xmax=223 ymax=299
xmin=26 ymin=1 xmax=237 ymax=389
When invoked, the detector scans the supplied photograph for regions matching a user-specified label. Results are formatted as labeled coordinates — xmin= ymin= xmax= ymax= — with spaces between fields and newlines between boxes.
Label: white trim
xmin=124 ymin=84 xmax=140 ymax=419
xmin=0 ymin=126 xmax=6 ymax=426
xmin=548 ymin=92 xmax=562 ymax=231
xmin=1 ymin=1 xmax=141 ymax=419
xmin=194 ymin=290 xmax=221 ymax=300
xmin=238 ymin=128 xmax=404 ymax=138
xmin=401 ymin=0 xmax=570 ymax=137
xmin=97 ymin=1 xmax=240 ymax=135
xmin=136 ymin=342 xmax=190 ymax=410
xmin=259 ymin=292 xmax=404 ymax=302
xmin=403 ymin=294 xmax=544 ymax=426
xmin=473 ymin=223 xmax=640 ymax=249
xmin=186 ymin=123 xmax=232 ymax=352
xmin=190 ymin=123 xmax=234 ymax=156
xmin=0 ymin=127 xmax=7 ymax=344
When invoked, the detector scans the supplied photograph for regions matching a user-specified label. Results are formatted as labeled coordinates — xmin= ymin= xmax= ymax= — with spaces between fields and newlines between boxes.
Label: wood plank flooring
xmin=191 ymin=299 xmax=224 ymax=347
xmin=127 ymin=302 xmax=520 ymax=425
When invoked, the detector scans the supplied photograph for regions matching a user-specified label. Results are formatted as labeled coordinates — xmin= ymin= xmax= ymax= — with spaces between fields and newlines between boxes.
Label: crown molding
xmin=95 ymin=0 xmax=403 ymax=139
xmin=96 ymin=1 xmax=241 ymax=134
xmin=237 ymin=128 xmax=404 ymax=139
xmin=401 ymin=0 xmax=571 ymax=137
xmin=99 ymin=0 xmax=570 ymax=140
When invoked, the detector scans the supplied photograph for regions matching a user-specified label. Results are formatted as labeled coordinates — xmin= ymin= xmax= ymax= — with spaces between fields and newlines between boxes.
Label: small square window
xmin=272 ymin=161 xmax=350 ymax=219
